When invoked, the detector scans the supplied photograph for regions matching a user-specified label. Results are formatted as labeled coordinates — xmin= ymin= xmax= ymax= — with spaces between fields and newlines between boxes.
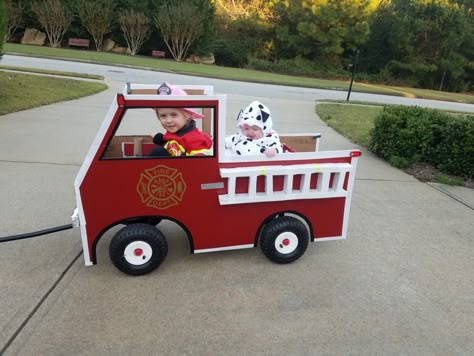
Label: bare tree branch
xmin=119 ymin=9 xmax=150 ymax=56
xmin=5 ymin=0 xmax=24 ymax=42
xmin=154 ymin=2 xmax=203 ymax=61
xmin=31 ymin=0 xmax=71 ymax=48
xmin=75 ymin=0 xmax=114 ymax=51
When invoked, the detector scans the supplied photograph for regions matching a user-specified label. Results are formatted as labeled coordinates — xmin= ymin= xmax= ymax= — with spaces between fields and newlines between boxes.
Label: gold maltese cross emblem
xmin=137 ymin=165 xmax=186 ymax=210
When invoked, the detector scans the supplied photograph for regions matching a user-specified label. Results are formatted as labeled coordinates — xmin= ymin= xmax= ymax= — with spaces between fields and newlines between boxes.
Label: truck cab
xmin=73 ymin=83 xmax=360 ymax=275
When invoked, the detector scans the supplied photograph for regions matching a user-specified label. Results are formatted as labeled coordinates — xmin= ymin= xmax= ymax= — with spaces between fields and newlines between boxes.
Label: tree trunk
xmin=439 ymin=70 xmax=446 ymax=91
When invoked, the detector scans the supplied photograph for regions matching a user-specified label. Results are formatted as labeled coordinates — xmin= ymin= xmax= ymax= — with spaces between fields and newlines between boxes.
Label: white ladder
xmin=218 ymin=163 xmax=353 ymax=205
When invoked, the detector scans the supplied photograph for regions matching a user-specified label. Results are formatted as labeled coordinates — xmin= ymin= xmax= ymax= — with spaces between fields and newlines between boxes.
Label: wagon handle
xmin=0 ymin=224 xmax=73 ymax=243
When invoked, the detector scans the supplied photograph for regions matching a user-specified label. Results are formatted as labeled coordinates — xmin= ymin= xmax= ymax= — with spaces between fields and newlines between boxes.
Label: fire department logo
xmin=137 ymin=165 xmax=186 ymax=210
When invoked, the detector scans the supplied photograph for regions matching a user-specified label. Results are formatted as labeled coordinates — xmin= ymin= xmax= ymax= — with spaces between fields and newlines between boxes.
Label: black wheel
xmin=109 ymin=223 xmax=168 ymax=276
xmin=260 ymin=216 xmax=309 ymax=264
xmin=125 ymin=217 xmax=162 ymax=226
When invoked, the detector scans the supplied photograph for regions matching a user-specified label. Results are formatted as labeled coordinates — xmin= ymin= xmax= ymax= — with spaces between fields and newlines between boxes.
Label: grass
xmin=0 ymin=65 xmax=104 ymax=80
xmin=315 ymin=102 xmax=383 ymax=147
xmin=0 ymin=71 xmax=108 ymax=115
xmin=434 ymin=174 xmax=465 ymax=186
xmin=357 ymin=82 xmax=474 ymax=104
xmin=5 ymin=43 xmax=474 ymax=104
xmin=316 ymin=102 xmax=472 ymax=187
xmin=4 ymin=43 xmax=351 ymax=88
xmin=315 ymin=101 xmax=473 ymax=148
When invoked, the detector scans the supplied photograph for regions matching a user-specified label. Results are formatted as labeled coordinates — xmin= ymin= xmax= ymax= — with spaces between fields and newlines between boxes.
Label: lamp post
xmin=346 ymin=49 xmax=360 ymax=101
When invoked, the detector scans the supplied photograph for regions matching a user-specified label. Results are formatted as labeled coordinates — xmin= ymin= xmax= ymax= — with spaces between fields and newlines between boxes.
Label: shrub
xmin=247 ymin=56 xmax=350 ymax=79
xmin=434 ymin=174 xmax=464 ymax=186
xmin=432 ymin=115 xmax=474 ymax=177
xmin=214 ymin=17 xmax=270 ymax=67
xmin=213 ymin=39 xmax=246 ymax=67
xmin=389 ymin=155 xmax=417 ymax=168
xmin=369 ymin=106 xmax=434 ymax=162
xmin=370 ymin=106 xmax=474 ymax=178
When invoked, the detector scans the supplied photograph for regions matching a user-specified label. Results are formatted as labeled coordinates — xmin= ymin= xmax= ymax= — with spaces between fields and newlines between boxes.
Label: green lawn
xmin=5 ymin=43 xmax=474 ymax=104
xmin=315 ymin=102 xmax=383 ymax=147
xmin=315 ymin=102 xmax=473 ymax=186
xmin=0 ymin=65 xmax=104 ymax=80
xmin=0 ymin=71 xmax=107 ymax=115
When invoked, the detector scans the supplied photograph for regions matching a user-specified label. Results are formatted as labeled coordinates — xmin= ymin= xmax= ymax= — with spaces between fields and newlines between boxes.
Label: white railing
xmin=218 ymin=163 xmax=353 ymax=205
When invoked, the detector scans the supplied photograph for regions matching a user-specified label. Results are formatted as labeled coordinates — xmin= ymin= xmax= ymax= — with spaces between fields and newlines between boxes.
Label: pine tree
xmin=272 ymin=0 xmax=372 ymax=66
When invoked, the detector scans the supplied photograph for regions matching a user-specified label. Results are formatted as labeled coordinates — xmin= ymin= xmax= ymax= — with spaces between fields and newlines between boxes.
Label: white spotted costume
xmin=225 ymin=101 xmax=283 ymax=156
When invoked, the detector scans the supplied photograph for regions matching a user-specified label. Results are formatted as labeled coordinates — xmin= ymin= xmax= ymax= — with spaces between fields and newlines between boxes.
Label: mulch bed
xmin=402 ymin=163 xmax=474 ymax=189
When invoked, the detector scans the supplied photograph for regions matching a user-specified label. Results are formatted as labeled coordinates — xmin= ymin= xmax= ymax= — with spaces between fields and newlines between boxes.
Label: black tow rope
xmin=0 ymin=224 xmax=73 ymax=243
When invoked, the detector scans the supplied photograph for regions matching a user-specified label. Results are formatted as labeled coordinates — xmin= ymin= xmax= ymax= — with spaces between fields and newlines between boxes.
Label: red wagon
xmin=72 ymin=83 xmax=361 ymax=275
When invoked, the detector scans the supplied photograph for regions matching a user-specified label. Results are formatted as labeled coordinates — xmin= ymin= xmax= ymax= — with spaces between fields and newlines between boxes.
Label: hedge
xmin=369 ymin=105 xmax=474 ymax=178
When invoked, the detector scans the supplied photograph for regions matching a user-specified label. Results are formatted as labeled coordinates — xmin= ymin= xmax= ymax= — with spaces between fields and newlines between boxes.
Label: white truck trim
xmin=219 ymin=162 xmax=353 ymax=205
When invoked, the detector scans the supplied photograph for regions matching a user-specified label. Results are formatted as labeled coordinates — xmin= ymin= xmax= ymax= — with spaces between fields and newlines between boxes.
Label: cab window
xmin=101 ymin=106 xmax=214 ymax=159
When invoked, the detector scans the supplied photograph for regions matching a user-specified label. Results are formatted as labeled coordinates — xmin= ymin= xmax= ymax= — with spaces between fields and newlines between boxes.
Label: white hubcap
xmin=124 ymin=241 xmax=153 ymax=265
xmin=274 ymin=232 xmax=298 ymax=254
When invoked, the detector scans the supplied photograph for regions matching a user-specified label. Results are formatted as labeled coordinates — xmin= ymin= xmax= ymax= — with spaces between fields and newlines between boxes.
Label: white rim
xmin=274 ymin=232 xmax=298 ymax=254
xmin=123 ymin=241 xmax=153 ymax=265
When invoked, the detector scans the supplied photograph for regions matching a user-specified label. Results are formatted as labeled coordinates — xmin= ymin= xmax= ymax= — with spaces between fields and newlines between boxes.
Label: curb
xmin=427 ymin=182 xmax=474 ymax=210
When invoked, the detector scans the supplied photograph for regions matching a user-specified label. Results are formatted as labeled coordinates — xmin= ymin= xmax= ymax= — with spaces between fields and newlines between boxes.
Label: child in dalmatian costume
xmin=225 ymin=101 xmax=283 ymax=158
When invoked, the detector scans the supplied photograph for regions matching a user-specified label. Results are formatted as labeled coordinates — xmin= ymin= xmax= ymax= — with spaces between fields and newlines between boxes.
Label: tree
xmin=31 ymin=0 xmax=71 ymax=48
xmin=154 ymin=1 xmax=204 ymax=61
xmin=186 ymin=0 xmax=216 ymax=56
xmin=376 ymin=0 xmax=471 ymax=91
xmin=115 ymin=0 xmax=150 ymax=13
xmin=4 ymin=0 xmax=24 ymax=41
xmin=214 ymin=0 xmax=274 ymax=66
xmin=0 ymin=0 xmax=5 ymax=55
xmin=75 ymin=0 xmax=115 ymax=51
xmin=119 ymin=9 xmax=150 ymax=55
xmin=358 ymin=0 xmax=397 ymax=74
xmin=359 ymin=0 xmax=474 ymax=91
xmin=215 ymin=0 xmax=274 ymax=21
xmin=457 ymin=0 xmax=474 ymax=91
xmin=271 ymin=0 xmax=373 ymax=66
xmin=214 ymin=16 xmax=273 ymax=66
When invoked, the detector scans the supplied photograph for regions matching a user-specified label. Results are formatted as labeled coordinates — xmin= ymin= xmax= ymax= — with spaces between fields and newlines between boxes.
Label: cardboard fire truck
xmin=72 ymin=83 xmax=361 ymax=275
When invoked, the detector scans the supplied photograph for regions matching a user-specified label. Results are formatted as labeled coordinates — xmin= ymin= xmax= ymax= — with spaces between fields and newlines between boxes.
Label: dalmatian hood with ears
xmin=225 ymin=100 xmax=283 ymax=155
xmin=237 ymin=101 xmax=274 ymax=136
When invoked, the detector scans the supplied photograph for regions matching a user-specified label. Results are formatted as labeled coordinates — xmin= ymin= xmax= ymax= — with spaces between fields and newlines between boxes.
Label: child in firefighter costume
xmin=226 ymin=101 xmax=283 ymax=158
xmin=149 ymin=82 xmax=212 ymax=157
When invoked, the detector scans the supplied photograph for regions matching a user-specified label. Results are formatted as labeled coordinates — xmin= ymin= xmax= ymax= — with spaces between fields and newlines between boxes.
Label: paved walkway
xmin=0 ymin=67 xmax=473 ymax=355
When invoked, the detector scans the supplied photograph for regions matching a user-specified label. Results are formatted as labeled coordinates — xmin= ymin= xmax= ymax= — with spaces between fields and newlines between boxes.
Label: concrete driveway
xmin=0 ymin=62 xmax=473 ymax=355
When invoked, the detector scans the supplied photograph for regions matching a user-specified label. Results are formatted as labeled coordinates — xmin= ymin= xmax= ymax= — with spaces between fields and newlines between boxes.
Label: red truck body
xmin=73 ymin=83 xmax=360 ymax=275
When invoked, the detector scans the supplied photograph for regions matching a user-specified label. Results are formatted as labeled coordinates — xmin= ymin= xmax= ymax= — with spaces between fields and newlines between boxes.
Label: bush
xmin=214 ymin=17 xmax=271 ymax=67
xmin=213 ymin=37 xmax=250 ymax=67
xmin=435 ymin=174 xmax=464 ymax=186
xmin=247 ymin=56 xmax=350 ymax=79
xmin=432 ymin=115 xmax=474 ymax=177
xmin=370 ymin=106 xmax=474 ymax=178
xmin=369 ymin=106 xmax=434 ymax=162
xmin=389 ymin=155 xmax=417 ymax=168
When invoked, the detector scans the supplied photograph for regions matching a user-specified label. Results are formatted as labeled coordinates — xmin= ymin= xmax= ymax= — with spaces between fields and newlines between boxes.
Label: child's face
xmin=242 ymin=125 xmax=264 ymax=139
xmin=155 ymin=108 xmax=191 ymax=133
